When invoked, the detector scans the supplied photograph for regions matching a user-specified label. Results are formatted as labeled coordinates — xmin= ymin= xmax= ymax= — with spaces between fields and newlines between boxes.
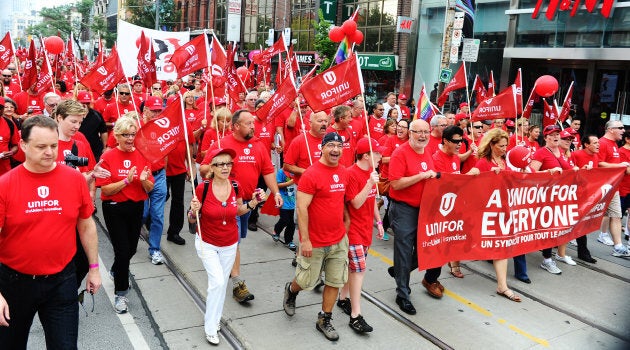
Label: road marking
xmin=368 ymin=248 xmax=549 ymax=347
xmin=98 ymin=257 xmax=151 ymax=350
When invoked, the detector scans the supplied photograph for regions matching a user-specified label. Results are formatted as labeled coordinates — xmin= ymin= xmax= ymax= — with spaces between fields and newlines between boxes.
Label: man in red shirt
xmin=348 ymin=98 xmax=366 ymax=140
xmin=0 ymin=116 xmax=101 ymax=348
xmin=388 ymin=119 xmax=438 ymax=315
xmin=93 ymin=89 xmax=115 ymax=115
xmin=282 ymin=132 xmax=349 ymax=341
xmin=597 ymin=120 xmax=630 ymax=257
xmin=425 ymin=115 xmax=447 ymax=157
xmin=200 ymin=109 xmax=282 ymax=304
xmin=326 ymin=105 xmax=356 ymax=167
xmin=131 ymin=79 xmax=147 ymax=110
xmin=398 ymin=94 xmax=411 ymax=120
xmin=13 ymin=85 xmax=45 ymax=116
xmin=1 ymin=70 xmax=21 ymax=98
xmin=366 ymin=102 xmax=387 ymax=141
xmin=284 ymin=111 xmax=329 ymax=184
xmin=102 ymin=84 xmax=136 ymax=132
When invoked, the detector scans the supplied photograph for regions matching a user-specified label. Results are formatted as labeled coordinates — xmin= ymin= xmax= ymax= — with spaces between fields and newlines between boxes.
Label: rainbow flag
xmin=335 ymin=36 xmax=352 ymax=64
xmin=418 ymin=84 xmax=434 ymax=121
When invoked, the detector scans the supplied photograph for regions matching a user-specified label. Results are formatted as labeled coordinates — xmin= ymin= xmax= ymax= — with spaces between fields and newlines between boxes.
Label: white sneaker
xmin=150 ymin=251 xmax=165 ymax=265
xmin=568 ymin=239 xmax=577 ymax=246
xmin=206 ymin=333 xmax=220 ymax=345
xmin=114 ymin=295 xmax=128 ymax=314
xmin=554 ymin=253 xmax=577 ymax=266
xmin=612 ymin=245 xmax=630 ymax=257
xmin=540 ymin=260 xmax=562 ymax=274
xmin=597 ymin=232 xmax=614 ymax=246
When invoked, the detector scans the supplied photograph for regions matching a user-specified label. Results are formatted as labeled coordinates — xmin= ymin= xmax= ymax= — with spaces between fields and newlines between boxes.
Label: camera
xmin=64 ymin=153 xmax=89 ymax=168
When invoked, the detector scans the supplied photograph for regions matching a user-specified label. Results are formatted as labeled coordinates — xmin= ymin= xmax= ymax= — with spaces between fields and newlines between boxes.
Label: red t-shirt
xmin=103 ymin=101 xmax=135 ymax=127
xmin=196 ymin=127 xmax=232 ymax=164
xmin=93 ymin=96 xmax=115 ymax=115
xmin=96 ymin=148 xmax=154 ymax=202
xmin=13 ymin=91 xmax=44 ymax=115
xmin=475 ymin=157 xmax=497 ymax=172
xmin=284 ymin=132 xmax=323 ymax=184
xmin=326 ymin=125 xmax=356 ymax=168
xmin=202 ymin=135 xmax=274 ymax=200
xmin=460 ymin=135 xmax=479 ymax=174
xmin=388 ymin=142 xmax=435 ymax=207
xmin=0 ymin=165 xmax=93 ymax=275
xmin=184 ymin=108 xmax=204 ymax=132
xmin=254 ymin=116 xmax=274 ymax=153
xmin=571 ymin=150 xmax=599 ymax=169
xmin=298 ymin=161 xmax=348 ymax=247
xmin=132 ymin=92 xmax=147 ymax=109
xmin=56 ymin=138 xmax=96 ymax=173
xmin=425 ymin=134 xmax=442 ymax=158
xmin=367 ymin=116 xmax=387 ymax=141
xmin=282 ymin=108 xmax=309 ymax=150
xmin=195 ymin=180 xmax=239 ymax=247
xmin=349 ymin=114 xmax=366 ymax=141
xmin=433 ymin=149 xmax=461 ymax=174
xmin=618 ymin=147 xmax=630 ymax=196
xmin=399 ymin=105 xmax=411 ymax=120
xmin=598 ymin=137 xmax=621 ymax=164
xmin=3 ymin=82 xmax=21 ymax=98
xmin=0 ymin=117 xmax=20 ymax=175
xmin=166 ymin=122 xmax=195 ymax=176
xmin=345 ymin=165 xmax=376 ymax=246
xmin=532 ymin=147 xmax=573 ymax=171
xmin=379 ymin=134 xmax=406 ymax=179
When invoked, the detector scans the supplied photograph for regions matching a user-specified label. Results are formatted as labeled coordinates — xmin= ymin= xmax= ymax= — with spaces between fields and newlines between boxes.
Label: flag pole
xmin=8 ymin=33 xmax=23 ymax=90
xmin=463 ymin=60 xmax=472 ymax=121
xmin=296 ymin=97 xmax=313 ymax=166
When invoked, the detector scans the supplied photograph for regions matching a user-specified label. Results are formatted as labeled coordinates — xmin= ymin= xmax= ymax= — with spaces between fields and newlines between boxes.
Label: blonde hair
xmin=113 ymin=114 xmax=139 ymax=135
xmin=210 ymin=107 xmax=232 ymax=129
xmin=477 ymin=128 xmax=509 ymax=160
xmin=183 ymin=91 xmax=198 ymax=109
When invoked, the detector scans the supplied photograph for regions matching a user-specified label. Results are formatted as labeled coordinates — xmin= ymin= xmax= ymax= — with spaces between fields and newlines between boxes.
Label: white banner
xmin=117 ymin=20 xmax=190 ymax=81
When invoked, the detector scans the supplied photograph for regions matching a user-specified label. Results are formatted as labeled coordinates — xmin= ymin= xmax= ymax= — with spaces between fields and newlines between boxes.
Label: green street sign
xmin=320 ymin=0 xmax=338 ymax=24
xmin=357 ymin=54 xmax=397 ymax=71
xmin=439 ymin=68 xmax=452 ymax=83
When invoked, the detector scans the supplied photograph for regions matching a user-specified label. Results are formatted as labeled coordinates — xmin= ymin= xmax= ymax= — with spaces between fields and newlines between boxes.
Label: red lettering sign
xmin=533 ymin=0 xmax=614 ymax=20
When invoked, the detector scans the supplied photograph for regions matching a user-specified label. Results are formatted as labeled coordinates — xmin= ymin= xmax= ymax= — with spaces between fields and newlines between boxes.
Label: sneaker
xmin=114 ymin=295 xmax=128 ymax=314
xmin=336 ymin=298 xmax=351 ymax=315
xmin=540 ymin=260 xmax=562 ymax=274
xmin=612 ymin=245 xmax=630 ymax=257
xmin=233 ymin=281 xmax=255 ymax=303
xmin=272 ymin=233 xmax=280 ymax=242
xmin=205 ymin=333 xmax=219 ymax=345
xmin=283 ymin=282 xmax=297 ymax=316
xmin=150 ymin=251 xmax=165 ymax=265
xmin=291 ymin=257 xmax=297 ymax=267
xmin=597 ymin=232 xmax=614 ymax=246
xmin=286 ymin=242 xmax=297 ymax=251
xmin=568 ymin=239 xmax=577 ymax=246
xmin=349 ymin=314 xmax=373 ymax=333
xmin=554 ymin=253 xmax=577 ymax=266
xmin=382 ymin=232 xmax=389 ymax=241
xmin=316 ymin=312 xmax=339 ymax=341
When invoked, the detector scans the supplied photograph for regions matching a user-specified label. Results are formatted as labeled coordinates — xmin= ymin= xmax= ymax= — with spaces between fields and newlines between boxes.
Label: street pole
xmin=155 ymin=0 xmax=160 ymax=30
xmin=437 ymin=1 xmax=456 ymax=104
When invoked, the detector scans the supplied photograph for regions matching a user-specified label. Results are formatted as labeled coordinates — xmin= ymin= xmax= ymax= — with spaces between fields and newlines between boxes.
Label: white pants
xmin=195 ymin=236 xmax=237 ymax=336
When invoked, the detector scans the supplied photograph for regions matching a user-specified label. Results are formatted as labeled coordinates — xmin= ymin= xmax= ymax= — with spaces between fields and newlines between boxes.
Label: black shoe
xmin=167 ymin=234 xmax=186 ymax=245
xmin=516 ymin=276 xmax=532 ymax=284
xmin=282 ymin=282 xmax=297 ymax=316
xmin=578 ymin=254 xmax=597 ymax=263
xmin=247 ymin=222 xmax=258 ymax=231
xmin=336 ymin=298 xmax=351 ymax=315
xmin=316 ymin=312 xmax=339 ymax=341
xmin=387 ymin=266 xmax=395 ymax=278
xmin=291 ymin=257 xmax=297 ymax=267
xmin=395 ymin=296 xmax=416 ymax=315
xmin=349 ymin=314 xmax=373 ymax=333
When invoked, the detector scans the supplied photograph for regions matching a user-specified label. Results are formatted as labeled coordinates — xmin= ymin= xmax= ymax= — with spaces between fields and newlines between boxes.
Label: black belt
xmin=389 ymin=198 xmax=420 ymax=210
xmin=152 ymin=168 xmax=164 ymax=176
xmin=0 ymin=262 xmax=68 ymax=280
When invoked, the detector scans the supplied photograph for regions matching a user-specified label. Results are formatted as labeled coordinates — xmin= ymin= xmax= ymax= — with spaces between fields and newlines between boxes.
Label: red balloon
xmin=236 ymin=66 xmax=249 ymax=83
xmin=342 ymin=20 xmax=357 ymax=36
xmin=328 ymin=26 xmax=344 ymax=43
xmin=534 ymin=75 xmax=559 ymax=97
xmin=350 ymin=30 xmax=364 ymax=44
xmin=44 ymin=36 xmax=64 ymax=55
xmin=508 ymin=146 xmax=532 ymax=169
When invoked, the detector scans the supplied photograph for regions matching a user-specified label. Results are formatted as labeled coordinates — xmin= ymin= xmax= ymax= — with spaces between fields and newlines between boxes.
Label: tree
xmin=312 ymin=10 xmax=336 ymax=73
xmin=125 ymin=0 xmax=181 ymax=31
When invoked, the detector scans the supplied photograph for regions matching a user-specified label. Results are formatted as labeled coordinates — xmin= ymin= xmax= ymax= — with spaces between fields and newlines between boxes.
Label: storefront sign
xmin=342 ymin=0 xmax=356 ymax=21
xmin=357 ymin=54 xmax=396 ymax=71
xmin=295 ymin=53 xmax=316 ymax=65
xmin=533 ymin=0 xmax=614 ymax=21
xmin=320 ymin=0 xmax=338 ymax=24
xmin=396 ymin=16 xmax=414 ymax=33
xmin=227 ymin=0 xmax=242 ymax=42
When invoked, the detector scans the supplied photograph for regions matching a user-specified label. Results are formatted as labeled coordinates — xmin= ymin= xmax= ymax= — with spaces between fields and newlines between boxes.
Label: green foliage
xmin=312 ymin=10 xmax=337 ymax=73
xmin=125 ymin=0 xmax=181 ymax=31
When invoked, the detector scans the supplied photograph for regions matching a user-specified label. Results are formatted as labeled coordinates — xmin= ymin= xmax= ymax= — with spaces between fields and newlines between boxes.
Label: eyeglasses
xmin=212 ymin=161 xmax=234 ymax=168
xmin=118 ymin=92 xmax=131 ymax=96
xmin=437 ymin=124 xmax=448 ymax=128
xmin=78 ymin=289 xmax=95 ymax=316
xmin=2 ymin=75 xmax=12 ymax=77
xmin=397 ymin=124 xmax=408 ymax=129
xmin=46 ymin=103 xmax=58 ymax=108
xmin=409 ymin=129 xmax=430 ymax=135
xmin=611 ymin=126 xmax=625 ymax=130
xmin=448 ymin=138 xmax=464 ymax=144
xmin=119 ymin=133 xmax=137 ymax=138
xmin=473 ymin=125 xmax=483 ymax=129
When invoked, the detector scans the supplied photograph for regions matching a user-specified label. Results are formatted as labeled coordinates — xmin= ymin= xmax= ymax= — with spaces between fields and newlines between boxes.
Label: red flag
xmin=209 ymin=33 xmax=227 ymax=81
xmin=252 ymin=34 xmax=287 ymax=65
xmin=472 ymin=75 xmax=488 ymax=104
xmin=288 ymin=44 xmax=299 ymax=73
xmin=542 ymin=99 xmax=559 ymax=128
xmin=437 ymin=64 xmax=466 ymax=107
xmin=257 ymin=73 xmax=298 ymax=125
xmin=35 ymin=51 xmax=54 ymax=94
xmin=224 ymin=43 xmax=247 ymax=104
xmin=300 ymin=64 xmax=319 ymax=86
xmin=22 ymin=40 xmax=38 ymax=89
xmin=275 ymin=53 xmax=283 ymax=86
xmin=137 ymin=31 xmax=157 ymax=87
xmin=66 ymin=33 xmax=75 ymax=63
xmin=514 ymin=68 xmax=523 ymax=114
xmin=558 ymin=82 xmax=574 ymax=123
xmin=301 ymin=54 xmax=364 ymax=113
xmin=135 ymin=96 xmax=185 ymax=163
xmin=169 ymin=34 xmax=209 ymax=78
xmin=0 ymin=32 xmax=15 ymax=70
xmin=471 ymin=85 xmax=517 ymax=121
xmin=80 ymin=46 xmax=125 ymax=95
xmin=488 ymin=70 xmax=496 ymax=97
xmin=522 ymin=86 xmax=538 ymax=119
xmin=245 ymin=61 xmax=256 ymax=89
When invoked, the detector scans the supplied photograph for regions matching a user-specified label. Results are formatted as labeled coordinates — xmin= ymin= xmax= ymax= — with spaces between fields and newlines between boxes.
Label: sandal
xmin=496 ymin=289 xmax=522 ymax=302
xmin=448 ymin=262 xmax=464 ymax=278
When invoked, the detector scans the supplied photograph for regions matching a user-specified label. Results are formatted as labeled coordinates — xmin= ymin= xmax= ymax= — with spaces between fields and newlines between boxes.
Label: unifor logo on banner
xmin=97 ymin=67 xmax=108 ymax=75
xmin=323 ymin=71 xmax=336 ymax=86
xmin=439 ymin=193 xmax=457 ymax=216
xmin=154 ymin=117 xmax=170 ymax=129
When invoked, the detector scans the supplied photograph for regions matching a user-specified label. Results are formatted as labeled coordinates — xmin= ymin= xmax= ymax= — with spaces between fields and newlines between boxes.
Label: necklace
xmin=213 ymin=180 xmax=230 ymax=226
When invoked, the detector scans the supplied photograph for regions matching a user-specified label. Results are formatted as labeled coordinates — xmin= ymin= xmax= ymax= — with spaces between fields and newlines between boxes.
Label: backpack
xmin=201 ymin=179 xmax=239 ymax=205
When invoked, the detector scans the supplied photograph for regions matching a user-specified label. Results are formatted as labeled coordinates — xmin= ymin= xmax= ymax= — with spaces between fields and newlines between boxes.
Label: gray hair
xmin=430 ymin=115 xmax=446 ymax=127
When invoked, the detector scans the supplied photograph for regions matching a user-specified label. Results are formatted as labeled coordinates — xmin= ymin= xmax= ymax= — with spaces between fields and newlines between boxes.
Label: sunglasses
xmin=448 ymin=138 xmax=464 ymax=144
xmin=473 ymin=125 xmax=483 ymax=129
xmin=2 ymin=75 xmax=11 ymax=78
xmin=152 ymin=87 xmax=161 ymax=90
xmin=78 ymin=289 xmax=95 ymax=316
xmin=118 ymin=92 xmax=131 ymax=96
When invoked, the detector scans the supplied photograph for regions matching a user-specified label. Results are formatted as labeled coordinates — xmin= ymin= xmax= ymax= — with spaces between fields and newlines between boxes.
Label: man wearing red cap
xmin=131 ymin=79 xmax=147 ymax=110
xmin=397 ymin=94 xmax=410 ymax=120
xmin=459 ymin=102 xmax=469 ymax=114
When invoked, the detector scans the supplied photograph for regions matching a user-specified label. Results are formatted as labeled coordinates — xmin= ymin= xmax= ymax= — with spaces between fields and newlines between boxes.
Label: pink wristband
xmin=89 ymin=263 xmax=99 ymax=269
xmin=124 ymin=178 xmax=129 ymax=185
xmin=377 ymin=221 xmax=383 ymax=225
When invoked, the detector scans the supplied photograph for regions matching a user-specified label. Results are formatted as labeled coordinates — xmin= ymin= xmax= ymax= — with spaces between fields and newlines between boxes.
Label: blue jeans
xmin=513 ymin=255 xmax=528 ymax=280
xmin=144 ymin=169 xmax=167 ymax=255
xmin=236 ymin=209 xmax=252 ymax=241
xmin=389 ymin=199 xmax=420 ymax=300
xmin=0 ymin=263 xmax=78 ymax=350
